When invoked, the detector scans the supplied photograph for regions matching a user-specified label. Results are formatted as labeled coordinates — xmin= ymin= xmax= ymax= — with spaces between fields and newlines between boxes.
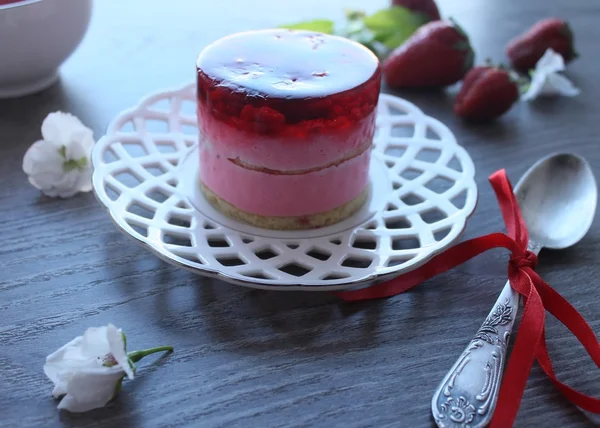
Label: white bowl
xmin=0 ymin=0 xmax=92 ymax=98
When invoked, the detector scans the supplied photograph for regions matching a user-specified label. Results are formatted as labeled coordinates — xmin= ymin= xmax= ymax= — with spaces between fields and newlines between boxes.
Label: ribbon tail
xmin=530 ymin=271 xmax=600 ymax=413
xmin=336 ymin=233 xmax=519 ymax=301
xmin=536 ymin=329 xmax=600 ymax=413
xmin=490 ymin=269 xmax=546 ymax=428
xmin=534 ymin=273 xmax=600 ymax=365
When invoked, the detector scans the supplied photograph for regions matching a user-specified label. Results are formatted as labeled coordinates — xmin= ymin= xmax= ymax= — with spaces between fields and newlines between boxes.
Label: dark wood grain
xmin=1 ymin=0 xmax=599 ymax=427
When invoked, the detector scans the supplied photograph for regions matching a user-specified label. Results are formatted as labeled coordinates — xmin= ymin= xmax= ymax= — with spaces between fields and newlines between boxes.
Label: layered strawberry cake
xmin=196 ymin=29 xmax=381 ymax=229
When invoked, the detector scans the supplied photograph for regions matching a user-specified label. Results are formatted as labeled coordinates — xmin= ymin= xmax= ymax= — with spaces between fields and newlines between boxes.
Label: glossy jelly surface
xmin=196 ymin=29 xmax=381 ymax=137
xmin=197 ymin=29 xmax=380 ymax=100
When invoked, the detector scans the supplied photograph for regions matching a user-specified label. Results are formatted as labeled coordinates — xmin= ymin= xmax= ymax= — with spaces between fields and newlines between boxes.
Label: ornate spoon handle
xmin=431 ymin=243 xmax=541 ymax=428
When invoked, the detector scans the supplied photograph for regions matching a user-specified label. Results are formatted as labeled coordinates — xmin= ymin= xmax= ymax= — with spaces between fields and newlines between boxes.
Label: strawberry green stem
xmin=128 ymin=346 xmax=174 ymax=363
xmin=449 ymin=16 xmax=468 ymax=40
xmin=449 ymin=16 xmax=475 ymax=71
xmin=562 ymin=22 xmax=579 ymax=59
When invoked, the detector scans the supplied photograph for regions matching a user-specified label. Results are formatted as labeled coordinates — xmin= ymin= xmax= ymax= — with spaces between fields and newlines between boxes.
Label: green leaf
xmin=448 ymin=18 xmax=474 ymax=72
xmin=377 ymin=32 xmax=411 ymax=51
xmin=279 ymin=19 xmax=334 ymax=34
xmin=342 ymin=17 xmax=375 ymax=46
xmin=363 ymin=6 xmax=429 ymax=50
xmin=338 ymin=8 xmax=382 ymax=57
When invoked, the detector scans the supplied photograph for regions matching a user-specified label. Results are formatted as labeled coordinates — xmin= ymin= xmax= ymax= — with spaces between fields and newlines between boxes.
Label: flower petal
xmin=41 ymin=112 xmax=87 ymax=146
xmin=66 ymin=139 xmax=86 ymax=162
xmin=44 ymin=336 xmax=97 ymax=397
xmin=28 ymin=176 xmax=45 ymax=192
xmin=29 ymin=171 xmax=65 ymax=189
xmin=52 ymin=384 xmax=67 ymax=398
xmin=80 ymin=326 xmax=111 ymax=358
xmin=106 ymin=324 xmax=134 ymax=380
xmin=23 ymin=139 xmax=70 ymax=197
xmin=56 ymin=188 xmax=81 ymax=198
xmin=59 ymin=167 xmax=92 ymax=196
xmin=67 ymin=128 xmax=94 ymax=160
xmin=74 ymin=168 xmax=93 ymax=193
xmin=51 ymin=171 xmax=80 ymax=198
xmin=57 ymin=368 xmax=124 ymax=413
xmin=521 ymin=73 xmax=548 ymax=101
xmin=26 ymin=112 xmax=96 ymax=198
xmin=65 ymin=131 xmax=93 ymax=162
xmin=46 ymin=337 xmax=84 ymax=365
xmin=38 ymin=186 xmax=60 ymax=198
xmin=28 ymin=176 xmax=53 ymax=193
xmin=545 ymin=73 xmax=581 ymax=97
xmin=23 ymin=140 xmax=63 ymax=176
xmin=535 ymin=48 xmax=565 ymax=73
xmin=45 ymin=343 xmax=99 ymax=372
xmin=44 ymin=337 xmax=83 ymax=394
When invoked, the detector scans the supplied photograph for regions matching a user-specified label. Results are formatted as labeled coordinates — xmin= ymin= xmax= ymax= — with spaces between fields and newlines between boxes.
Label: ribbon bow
xmin=337 ymin=170 xmax=600 ymax=426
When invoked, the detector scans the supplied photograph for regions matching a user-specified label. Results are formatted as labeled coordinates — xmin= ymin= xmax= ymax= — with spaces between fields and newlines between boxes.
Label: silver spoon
xmin=431 ymin=153 xmax=598 ymax=428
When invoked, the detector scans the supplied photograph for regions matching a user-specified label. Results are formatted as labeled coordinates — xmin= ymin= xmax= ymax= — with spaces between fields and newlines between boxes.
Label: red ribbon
xmin=336 ymin=170 xmax=600 ymax=426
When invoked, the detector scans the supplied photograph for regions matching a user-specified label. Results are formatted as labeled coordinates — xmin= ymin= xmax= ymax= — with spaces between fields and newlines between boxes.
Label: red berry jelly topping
xmin=196 ymin=29 xmax=381 ymax=138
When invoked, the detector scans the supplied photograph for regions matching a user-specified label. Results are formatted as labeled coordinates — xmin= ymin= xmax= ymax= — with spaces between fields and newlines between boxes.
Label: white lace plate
xmin=91 ymin=83 xmax=478 ymax=291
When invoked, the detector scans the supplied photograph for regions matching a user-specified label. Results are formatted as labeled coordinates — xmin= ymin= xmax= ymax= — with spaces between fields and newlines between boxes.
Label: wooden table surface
xmin=1 ymin=0 xmax=599 ymax=427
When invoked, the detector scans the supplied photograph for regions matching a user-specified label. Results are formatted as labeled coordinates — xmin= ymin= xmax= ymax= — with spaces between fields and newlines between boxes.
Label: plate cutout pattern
xmin=92 ymin=85 xmax=477 ymax=290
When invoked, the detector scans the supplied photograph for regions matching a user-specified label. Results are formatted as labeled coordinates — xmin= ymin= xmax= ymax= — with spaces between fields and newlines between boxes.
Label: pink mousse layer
xmin=198 ymin=104 xmax=376 ymax=171
xmin=200 ymin=142 xmax=371 ymax=217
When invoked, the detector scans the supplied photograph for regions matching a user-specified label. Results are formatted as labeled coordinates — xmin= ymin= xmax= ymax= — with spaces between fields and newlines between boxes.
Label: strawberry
xmin=240 ymin=105 xmax=286 ymax=134
xmin=506 ymin=18 xmax=578 ymax=72
xmin=454 ymin=65 xmax=519 ymax=122
xmin=391 ymin=0 xmax=441 ymax=21
xmin=382 ymin=19 xmax=474 ymax=89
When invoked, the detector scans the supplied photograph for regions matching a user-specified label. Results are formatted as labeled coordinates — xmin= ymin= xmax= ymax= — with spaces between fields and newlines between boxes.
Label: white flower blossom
xmin=22 ymin=111 xmax=94 ymax=198
xmin=522 ymin=48 xmax=580 ymax=101
xmin=43 ymin=324 xmax=134 ymax=413
xmin=43 ymin=324 xmax=173 ymax=413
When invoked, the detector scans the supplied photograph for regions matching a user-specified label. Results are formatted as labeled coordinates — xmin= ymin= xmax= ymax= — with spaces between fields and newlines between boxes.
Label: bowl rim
xmin=0 ymin=0 xmax=43 ymax=11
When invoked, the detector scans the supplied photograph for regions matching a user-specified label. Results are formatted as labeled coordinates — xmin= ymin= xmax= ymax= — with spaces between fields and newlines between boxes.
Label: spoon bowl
xmin=514 ymin=153 xmax=597 ymax=250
